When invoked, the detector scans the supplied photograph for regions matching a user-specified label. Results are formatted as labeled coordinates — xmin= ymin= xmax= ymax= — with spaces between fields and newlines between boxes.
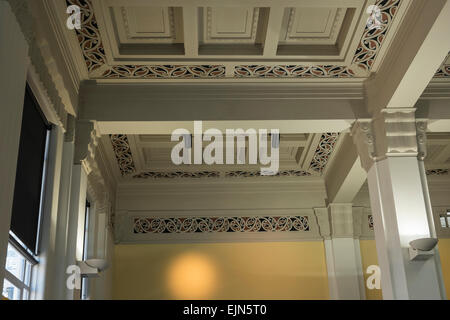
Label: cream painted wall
xmin=113 ymin=241 xmax=329 ymax=300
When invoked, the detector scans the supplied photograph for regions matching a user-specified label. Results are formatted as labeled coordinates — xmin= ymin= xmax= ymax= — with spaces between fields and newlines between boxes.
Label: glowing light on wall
xmin=166 ymin=252 xmax=218 ymax=300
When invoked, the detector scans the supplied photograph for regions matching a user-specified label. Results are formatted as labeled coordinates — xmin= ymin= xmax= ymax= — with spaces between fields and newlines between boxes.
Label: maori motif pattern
xmin=225 ymin=170 xmax=312 ymax=178
xmin=426 ymin=169 xmax=449 ymax=176
xmin=110 ymin=135 xmax=136 ymax=175
xmin=134 ymin=216 xmax=310 ymax=234
xmin=234 ymin=65 xmax=355 ymax=78
xmin=368 ymin=215 xmax=374 ymax=230
xmin=66 ymin=0 xmax=106 ymax=72
xmin=310 ymin=133 xmax=340 ymax=173
xmin=102 ymin=65 xmax=225 ymax=79
xmin=352 ymin=0 xmax=401 ymax=71
xmin=133 ymin=171 xmax=221 ymax=179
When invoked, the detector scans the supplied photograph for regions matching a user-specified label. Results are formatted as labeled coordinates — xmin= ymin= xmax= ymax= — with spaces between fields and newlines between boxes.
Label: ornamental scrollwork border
xmin=133 ymin=216 xmax=310 ymax=234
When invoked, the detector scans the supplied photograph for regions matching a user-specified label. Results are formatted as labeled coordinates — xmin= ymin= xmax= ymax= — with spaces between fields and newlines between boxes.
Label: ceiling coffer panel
xmin=64 ymin=0 xmax=428 ymax=79
xmin=108 ymin=133 xmax=339 ymax=180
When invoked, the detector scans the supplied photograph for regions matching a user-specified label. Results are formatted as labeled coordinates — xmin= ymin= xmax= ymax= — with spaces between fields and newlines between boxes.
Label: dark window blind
xmin=10 ymin=85 xmax=50 ymax=254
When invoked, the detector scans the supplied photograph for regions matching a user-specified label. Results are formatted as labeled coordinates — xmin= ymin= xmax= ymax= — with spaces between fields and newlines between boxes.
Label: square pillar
xmin=315 ymin=205 xmax=365 ymax=300
xmin=352 ymin=109 xmax=445 ymax=299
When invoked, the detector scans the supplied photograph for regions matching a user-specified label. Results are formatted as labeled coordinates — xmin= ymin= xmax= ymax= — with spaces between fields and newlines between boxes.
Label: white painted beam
xmin=107 ymin=0 xmax=366 ymax=8
xmin=95 ymin=120 xmax=352 ymax=135
xmin=324 ymin=133 xmax=367 ymax=203
xmin=367 ymin=0 xmax=450 ymax=112
xmin=183 ymin=6 xmax=199 ymax=57
xmin=263 ymin=7 xmax=284 ymax=58
xmin=79 ymin=82 xmax=367 ymax=123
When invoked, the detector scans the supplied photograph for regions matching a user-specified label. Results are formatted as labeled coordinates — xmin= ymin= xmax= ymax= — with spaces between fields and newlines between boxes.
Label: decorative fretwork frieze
xmin=310 ymin=133 xmax=340 ymax=173
xmin=435 ymin=64 xmax=450 ymax=77
xmin=368 ymin=215 xmax=374 ymax=230
xmin=351 ymin=109 xmax=428 ymax=172
xmin=132 ymin=170 xmax=312 ymax=179
xmin=110 ymin=134 xmax=136 ymax=176
xmin=234 ymin=65 xmax=355 ymax=78
xmin=225 ymin=170 xmax=312 ymax=178
xmin=133 ymin=171 xmax=220 ymax=179
xmin=103 ymin=65 xmax=226 ymax=79
xmin=435 ymin=53 xmax=450 ymax=77
xmin=133 ymin=216 xmax=310 ymax=234
xmin=426 ymin=169 xmax=449 ymax=176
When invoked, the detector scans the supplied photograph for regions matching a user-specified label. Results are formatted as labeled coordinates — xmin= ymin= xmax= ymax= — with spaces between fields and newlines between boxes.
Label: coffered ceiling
xmin=60 ymin=0 xmax=427 ymax=81
xmin=99 ymin=132 xmax=340 ymax=183
xmin=98 ymin=131 xmax=450 ymax=186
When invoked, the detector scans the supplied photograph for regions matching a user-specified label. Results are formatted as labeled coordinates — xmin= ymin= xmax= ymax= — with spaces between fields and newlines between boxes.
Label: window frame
xmin=3 ymin=237 xmax=38 ymax=300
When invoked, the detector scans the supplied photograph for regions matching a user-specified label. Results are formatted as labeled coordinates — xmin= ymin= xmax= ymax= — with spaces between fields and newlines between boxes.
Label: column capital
xmin=328 ymin=203 xmax=361 ymax=239
xmin=351 ymin=109 xmax=428 ymax=171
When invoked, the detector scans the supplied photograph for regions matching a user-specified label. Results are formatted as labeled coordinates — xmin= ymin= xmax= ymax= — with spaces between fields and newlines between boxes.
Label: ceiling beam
xmin=366 ymin=0 xmax=450 ymax=113
xmin=94 ymin=121 xmax=352 ymax=135
xmin=106 ymin=0 xmax=365 ymax=8
xmin=324 ymin=133 xmax=366 ymax=203
xmin=79 ymin=82 xmax=367 ymax=127
xmin=262 ymin=7 xmax=284 ymax=58
xmin=183 ymin=6 xmax=199 ymax=57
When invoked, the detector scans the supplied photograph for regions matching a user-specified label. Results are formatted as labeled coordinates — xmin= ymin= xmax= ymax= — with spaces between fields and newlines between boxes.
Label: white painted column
xmin=315 ymin=205 xmax=366 ymax=300
xmin=0 ymin=0 xmax=29 ymax=291
xmin=64 ymin=164 xmax=87 ymax=300
xmin=352 ymin=110 xmax=445 ymax=300
xmin=64 ymin=120 xmax=94 ymax=300
xmin=328 ymin=204 xmax=365 ymax=300
xmin=52 ymin=117 xmax=75 ymax=299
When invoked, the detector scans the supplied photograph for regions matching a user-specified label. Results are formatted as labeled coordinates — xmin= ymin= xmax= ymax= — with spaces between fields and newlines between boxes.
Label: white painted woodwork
xmin=367 ymin=0 xmax=450 ymax=113
xmin=321 ymin=204 xmax=366 ymax=300
xmin=52 ymin=140 xmax=75 ymax=299
xmin=324 ymin=133 xmax=367 ymax=203
xmin=367 ymin=157 xmax=443 ymax=299
xmin=34 ymin=127 xmax=64 ymax=300
xmin=86 ymin=0 xmax=371 ymax=64
xmin=0 ymin=0 xmax=29 ymax=293
xmin=65 ymin=165 xmax=88 ymax=300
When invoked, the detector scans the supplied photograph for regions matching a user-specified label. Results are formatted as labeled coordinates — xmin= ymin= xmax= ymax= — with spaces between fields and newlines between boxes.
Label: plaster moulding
xmin=6 ymin=0 xmax=69 ymax=129
xmin=64 ymin=0 xmax=406 ymax=79
xmin=351 ymin=109 xmax=429 ymax=172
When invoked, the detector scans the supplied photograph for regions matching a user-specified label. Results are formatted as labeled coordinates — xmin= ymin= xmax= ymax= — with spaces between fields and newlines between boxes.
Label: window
xmin=440 ymin=211 xmax=450 ymax=228
xmin=10 ymin=84 xmax=51 ymax=255
xmin=2 ymin=239 xmax=37 ymax=300
xmin=3 ymin=84 xmax=50 ymax=300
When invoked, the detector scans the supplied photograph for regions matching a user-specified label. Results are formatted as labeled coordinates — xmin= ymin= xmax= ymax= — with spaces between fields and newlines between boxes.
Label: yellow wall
xmin=359 ymin=240 xmax=382 ymax=300
xmin=438 ymin=239 xmax=450 ymax=299
xmin=113 ymin=241 xmax=329 ymax=300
